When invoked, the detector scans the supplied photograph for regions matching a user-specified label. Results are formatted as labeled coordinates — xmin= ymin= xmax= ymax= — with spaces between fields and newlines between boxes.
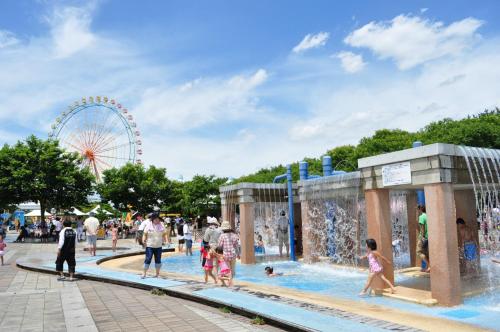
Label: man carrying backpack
xmin=56 ymin=220 xmax=77 ymax=281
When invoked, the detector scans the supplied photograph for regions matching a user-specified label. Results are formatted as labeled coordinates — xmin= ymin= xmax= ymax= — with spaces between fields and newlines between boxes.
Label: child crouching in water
xmin=215 ymin=246 xmax=232 ymax=286
xmin=359 ymin=238 xmax=396 ymax=296
xmin=202 ymin=244 xmax=217 ymax=284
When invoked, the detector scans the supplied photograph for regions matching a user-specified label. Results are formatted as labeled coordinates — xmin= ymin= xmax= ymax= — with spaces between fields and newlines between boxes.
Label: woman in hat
xmin=142 ymin=213 xmax=167 ymax=278
xmin=217 ymin=220 xmax=239 ymax=285
xmin=203 ymin=217 xmax=221 ymax=247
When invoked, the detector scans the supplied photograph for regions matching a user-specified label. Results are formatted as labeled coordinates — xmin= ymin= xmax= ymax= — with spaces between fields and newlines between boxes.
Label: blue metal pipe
xmin=287 ymin=164 xmax=296 ymax=261
xmin=412 ymin=141 xmax=426 ymax=206
xmin=299 ymin=161 xmax=308 ymax=180
xmin=322 ymin=155 xmax=332 ymax=176
xmin=273 ymin=174 xmax=287 ymax=183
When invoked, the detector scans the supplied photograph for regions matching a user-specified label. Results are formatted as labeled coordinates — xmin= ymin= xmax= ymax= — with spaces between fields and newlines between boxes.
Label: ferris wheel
xmin=49 ymin=96 xmax=142 ymax=181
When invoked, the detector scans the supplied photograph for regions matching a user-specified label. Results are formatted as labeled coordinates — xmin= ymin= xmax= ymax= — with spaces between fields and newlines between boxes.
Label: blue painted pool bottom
xmin=195 ymin=288 xmax=386 ymax=332
xmin=160 ymin=252 xmax=500 ymax=331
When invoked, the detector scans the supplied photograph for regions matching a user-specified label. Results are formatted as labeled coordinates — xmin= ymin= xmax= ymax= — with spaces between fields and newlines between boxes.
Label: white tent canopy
xmin=90 ymin=205 xmax=113 ymax=216
xmin=70 ymin=207 xmax=87 ymax=216
xmin=25 ymin=210 xmax=52 ymax=217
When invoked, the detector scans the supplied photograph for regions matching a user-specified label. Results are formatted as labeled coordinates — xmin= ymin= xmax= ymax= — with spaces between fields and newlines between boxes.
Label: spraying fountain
xmin=220 ymin=143 xmax=500 ymax=306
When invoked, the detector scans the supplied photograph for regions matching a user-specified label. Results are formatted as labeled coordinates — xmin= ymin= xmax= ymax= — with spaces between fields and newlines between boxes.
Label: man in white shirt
xmin=137 ymin=214 xmax=151 ymax=248
xmin=84 ymin=212 xmax=100 ymax=256
xmin=183 ymin=219 xmax=193 ymax=256
xmin=54 ymin=217 xmax=63 ymax=242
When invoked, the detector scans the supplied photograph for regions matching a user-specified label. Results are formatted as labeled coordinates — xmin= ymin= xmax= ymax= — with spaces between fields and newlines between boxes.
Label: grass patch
xmin=251 ymin=316 xmax=265 ymax=325
xmin=219 ymin=306 xmax=231 ymax=314
xmin=150 ymin=288 xmax=165 ymax=296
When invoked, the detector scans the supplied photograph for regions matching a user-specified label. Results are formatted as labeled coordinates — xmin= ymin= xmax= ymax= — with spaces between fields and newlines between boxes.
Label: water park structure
xmin=220 ymin=143 xmax=500 ymax=307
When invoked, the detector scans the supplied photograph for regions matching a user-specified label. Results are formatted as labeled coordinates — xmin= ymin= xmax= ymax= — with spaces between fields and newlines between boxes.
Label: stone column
xmin=221 ymin=203 xmax=236 ymax=229
xmin=300 ymin=200 xmax=317 ymax=263
xmin=425 ymin=183 xmax=462 ymax=306
xmin=406 ymin=191 xmax=418 ymax=267
xmin=239 ymin=201 xmax=255 ymax=264
xmin=365 ymin=189 xmax=394 ymax=288
xmin=293 ymin=202 xmax=303 ymax=255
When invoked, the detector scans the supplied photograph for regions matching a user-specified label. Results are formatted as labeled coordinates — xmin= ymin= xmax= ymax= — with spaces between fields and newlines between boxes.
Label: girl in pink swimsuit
xmin=111 ymin=224 xmax=118 ymax=252
xmin=359 ymin=238 xmax=396 ymax=296
xmin=203 ymin=246 xmax=218 ymax=284
xmin=215 ymin=246 xmax=232 ymax=287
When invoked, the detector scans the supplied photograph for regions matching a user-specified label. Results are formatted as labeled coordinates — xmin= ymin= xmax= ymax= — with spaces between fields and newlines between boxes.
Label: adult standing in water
xmin=177 ymin=219 xmax=185 ymax=253
xmin=142 ymin=213 xmax=167 ymax=278
xmin=417 ymin=205 xmax=430 ymax=272
xmin=84 ymin=212 xmax=99 ymax=256
xmin=183 ymin=219 xmax=193 ymax=256
xmin=218 ymin=220 xmax=239 ymax=282
xmin=276 ymin=210 xmax=289 ymax=257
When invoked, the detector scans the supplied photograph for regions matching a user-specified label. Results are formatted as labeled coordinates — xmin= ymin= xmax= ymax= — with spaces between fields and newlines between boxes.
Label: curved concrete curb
xmin=16 ymin=254 xmax=309 ymax=332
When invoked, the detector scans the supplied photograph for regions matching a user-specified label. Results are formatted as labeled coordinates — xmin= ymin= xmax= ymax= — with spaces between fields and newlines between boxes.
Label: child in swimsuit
xmin=111 ymin=224 xmax=118 ymax=252
xmin=0 ymin=234 xmax=6 ymax=266
xmin=264 ymin=266 xmax=283 ymax=277
xmin=359 ymin=238 xmax=396 ymax=296
xmin=203 ymin=246 xmax=217 ymax=284
xmin=215 ymin=246 xmax=231 ymax=286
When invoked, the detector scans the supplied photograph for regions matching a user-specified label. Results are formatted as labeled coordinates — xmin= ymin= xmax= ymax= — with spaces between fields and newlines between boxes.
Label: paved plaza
xmin=0 ymin=239 xmax=281 ymax=332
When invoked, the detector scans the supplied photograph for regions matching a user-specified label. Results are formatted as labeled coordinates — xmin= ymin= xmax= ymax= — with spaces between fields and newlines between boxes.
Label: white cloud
xmin=289 ymin=43 xmax=500 ymax=144
xmin=344 ymin=15 xmax=483 ymax=69
xmin=420 ymin=8 xmax=429 ymax=14
xmin=335 ymin=51 xmax=366 ymax=73
xmin=46 ymin=5 xmax=97 ymax=58
xmin=133 ymin=69 xmax=269 ymax=131
xmin=0 ymin=30 xmax=19 ymax=48
xmin=292 ymin=32 xmax=329 ymax=53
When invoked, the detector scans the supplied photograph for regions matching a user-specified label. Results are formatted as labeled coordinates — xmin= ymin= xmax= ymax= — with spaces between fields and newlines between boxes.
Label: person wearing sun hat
xmin=217 ymin=220 xmax=239 ymax=285
xmin=203 ymin=217 xmax=221 ymax=247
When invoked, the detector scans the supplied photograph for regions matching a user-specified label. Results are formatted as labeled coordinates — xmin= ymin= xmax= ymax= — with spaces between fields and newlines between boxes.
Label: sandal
xmin=57 ymin=276 xmax=66 ymax=281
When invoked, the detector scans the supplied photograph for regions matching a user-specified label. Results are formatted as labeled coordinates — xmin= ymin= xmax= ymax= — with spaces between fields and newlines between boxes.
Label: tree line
xmin=0 ymin=110 xmax=498 ymax=219
xmin=235 ymin=109 xmax=500 ymax=183
xmin=0 ymin=136 xmax=227 ymax=219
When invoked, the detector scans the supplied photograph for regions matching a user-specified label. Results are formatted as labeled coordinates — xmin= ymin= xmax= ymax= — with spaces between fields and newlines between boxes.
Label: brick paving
xmin=0 ymin=240 xmax=282 ymax=332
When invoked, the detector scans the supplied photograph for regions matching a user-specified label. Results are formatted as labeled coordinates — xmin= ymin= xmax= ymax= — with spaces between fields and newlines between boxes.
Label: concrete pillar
xmin=222 ymin=204 xmax=236 ymax=229
xmin=365 ymin=189 xmax=394 ymax=287
xmin=239 ymin=202 xmax=255 ymax=264
xmin=300 ymin=200 xmax=318 ymax=263
xmin=293 ymin=202 xmax=303 ymax=255
xmin=454 ymin=189 xmax=480 ymax=275
xmin=406 ymin=192 xmax=418 ymax=266
xmin=425 ymin=183 xmax=462 ymax=306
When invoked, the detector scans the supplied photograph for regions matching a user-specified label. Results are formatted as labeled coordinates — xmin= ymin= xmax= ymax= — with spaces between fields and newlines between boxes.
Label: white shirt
xmin=143 ymin=222 xmax=165 ymax=248
xmin=84 ymin=217 xmax=100 ymax=236
xmin=138 ymin=219 xmax=151 ymax=231
xmin=183 ymin=224 xmax=192 ymax=241
xmin=55 ymin=220 xmax=63 ymax=232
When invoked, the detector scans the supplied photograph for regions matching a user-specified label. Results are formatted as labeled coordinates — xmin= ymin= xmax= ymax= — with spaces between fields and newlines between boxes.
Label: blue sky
xmin=1 ymin=0 xmax=499 ymax=179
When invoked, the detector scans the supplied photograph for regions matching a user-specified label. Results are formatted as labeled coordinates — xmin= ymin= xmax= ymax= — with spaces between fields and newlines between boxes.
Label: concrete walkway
xmin=0 ymin=239 xmax=280 ymax=332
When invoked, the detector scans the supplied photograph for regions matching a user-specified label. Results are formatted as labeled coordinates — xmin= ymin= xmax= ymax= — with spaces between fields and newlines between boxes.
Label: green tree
xmin=233 ymin=110 xmax=500 ymax=183
xmin=176 ymin=175 xmax=228 ymax=216
xmin=0 ymin=136 xmax=95 ymax=222
xmin=97 ymin=163 xmax=172 ymax=213
xmin=419 ymin=109 xmax=500 ymax=148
